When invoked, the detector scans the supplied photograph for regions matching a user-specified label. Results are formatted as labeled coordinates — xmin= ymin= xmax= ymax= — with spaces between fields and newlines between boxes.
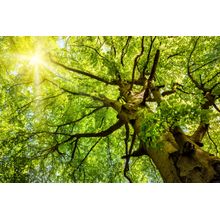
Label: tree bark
xmin=145 ymin=130 xmax=220 ymax=183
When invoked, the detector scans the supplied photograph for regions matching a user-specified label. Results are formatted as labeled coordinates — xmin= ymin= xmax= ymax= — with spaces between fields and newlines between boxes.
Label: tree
xmin=0 ymin=36 xmax=220 ymax=183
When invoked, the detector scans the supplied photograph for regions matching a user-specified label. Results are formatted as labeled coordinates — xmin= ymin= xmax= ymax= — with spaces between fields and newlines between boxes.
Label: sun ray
xmin=30 ymin=54 xmax=42 ymax=66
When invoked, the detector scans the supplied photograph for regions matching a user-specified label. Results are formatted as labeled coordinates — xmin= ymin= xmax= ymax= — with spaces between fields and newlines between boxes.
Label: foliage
xmin=0 ymin=36 xmax=219 ymax=182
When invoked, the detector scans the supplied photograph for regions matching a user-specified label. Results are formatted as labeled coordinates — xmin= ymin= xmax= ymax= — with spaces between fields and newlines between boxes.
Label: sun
xmin=29 ymin=53 xmax=42 ymax=66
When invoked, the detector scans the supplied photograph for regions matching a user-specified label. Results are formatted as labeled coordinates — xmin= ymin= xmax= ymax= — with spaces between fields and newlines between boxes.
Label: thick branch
xmin=101 ymin=95 xmax=122 ymax=112
xmin=142 ymin=49 xmax=160 ymax=104
xmin=71 ymin=120 xmax=124 ymax=139
xmin=49 ymin=120 xmax=124 ymax=160
xmin=191 ymin=123 xmax=209 ymax=143
xmin=162 ymin=83 xmax=179 ymax=97
xmin=149 ymin=49 xmax=160 ymax=82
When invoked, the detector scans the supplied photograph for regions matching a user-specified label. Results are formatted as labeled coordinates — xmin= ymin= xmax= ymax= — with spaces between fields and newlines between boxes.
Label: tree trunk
xmin=108 ymin=72 xmax=220 ymax=183
xmin=145 ymin=130 xmax=220 ymax=183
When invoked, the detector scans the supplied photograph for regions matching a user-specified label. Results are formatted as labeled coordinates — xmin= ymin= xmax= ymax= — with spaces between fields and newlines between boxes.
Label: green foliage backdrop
xmin=0 ymin=36 xmax=219 ymax=182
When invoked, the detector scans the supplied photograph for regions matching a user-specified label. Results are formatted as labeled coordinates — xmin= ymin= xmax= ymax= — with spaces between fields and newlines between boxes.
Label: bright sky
xmin=57 ymin=37 xmax=65 ymax=48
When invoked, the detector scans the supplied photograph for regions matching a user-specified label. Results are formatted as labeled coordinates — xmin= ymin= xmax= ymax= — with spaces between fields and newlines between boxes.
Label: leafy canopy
xmin=0 ymin=36 xmax=219 ymax=182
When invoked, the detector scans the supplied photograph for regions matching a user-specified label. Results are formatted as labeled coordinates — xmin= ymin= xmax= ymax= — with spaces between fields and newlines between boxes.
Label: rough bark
xmin=52 ymin=41 xmax=220 ymax=183
xmin=114 ymin=72 xmax=220 ymax=183
xmin=117 ymin=85 xmax=220 ymax=183
xmin=144 ymin=130 xmax=220 ymax=183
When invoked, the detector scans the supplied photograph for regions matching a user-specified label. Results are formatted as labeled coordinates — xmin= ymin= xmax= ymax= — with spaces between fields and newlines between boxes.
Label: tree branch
xmin=149 ymin=49 xmax=160 ymax=82
xmin=162 ymin=83 xmax=179 ymax=97
xmin=142 ymin=36 xmax=156 ymax=75
xmin=61 ymin=87 xmax=103 ymax=102
xmin=46 ymin=78 xmax=105 ymax=103
xmin=167 ymin=52 xmax=183 ymax=59
xmin=191 ymin=123 xmax=209 ymax=143
xmin=130 ymin=37 xmax=145 ymax=90
xmin=71 ymin=138 xmax=79 ymax=161
xmin=187 ymin=37 xmax=205 ymax=90
xmin=204 ymin=71 xmax=220 ymax=85
xmin=123 ymin=130 xmax=137 ymax=183
xmin=207 ymin=130 xmax=219 ymax=155
xmin=71 ymin=120 xmax=124 ymax=139
xmin=73 ymin=138 xmax=102 ymax=169
xmin=79 ymin=42 xmax=121 ymax=81
xmin=124 ymin=123 xmax=130 ymax=156
xmin=191 ymin=57 xmax=219 ymax=73
xmin=121 ymin=36 xmax=132 ymax=67
xmin=13 ymin=92 xmax=65 ymax=115
xmin=142 ymin=49 xmax=160 ymax=104
xmin=210 ymin=82 xmax=220 ymax=92
xmin=213 ymin=103 xmax=220 ymax=112
xmin=78 ymin=44 xmax=111 ymax=63
xmin=50 ymin=57 xmax=118 ymax=85
xmin=55 ymin=106 xmax=105 ymax=129
xmin=110 ymin=37 xmax=117 ymax=57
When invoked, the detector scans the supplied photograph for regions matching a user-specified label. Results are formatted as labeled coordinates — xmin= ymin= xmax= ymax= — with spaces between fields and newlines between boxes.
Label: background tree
xmin=0 ymin=36 xmax=219 ymax=182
